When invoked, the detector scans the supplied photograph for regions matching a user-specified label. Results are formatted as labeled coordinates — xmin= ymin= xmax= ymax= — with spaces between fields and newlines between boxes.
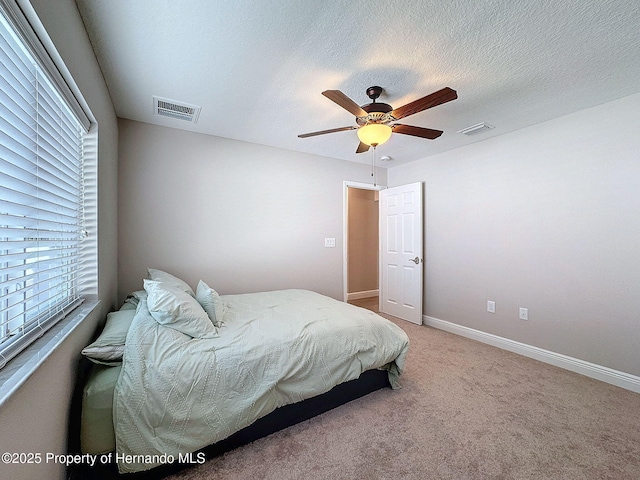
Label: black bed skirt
xmin=69 ymin=368 xmax=390 ymax=479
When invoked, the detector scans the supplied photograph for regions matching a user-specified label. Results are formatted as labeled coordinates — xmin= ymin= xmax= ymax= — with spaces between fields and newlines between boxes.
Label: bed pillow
xmin=121 ymin=290 xmax=146 ymax=310
xmin=147 ymin=268 xmax=195 ymax=297
xmin=144 ymin=279 xmax=217 ymax=338
xmin=82 ymin=309 xmax=136 ymax=365
xmin=195 ymin=280 xmax=225 ymax=328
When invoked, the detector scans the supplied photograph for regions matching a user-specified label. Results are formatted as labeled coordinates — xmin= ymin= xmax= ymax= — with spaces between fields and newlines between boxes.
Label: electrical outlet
xmin=487 ymin=300 xmax=496 ymax=313
xmin=324 ymin=237 xmax=336 ymax=248
xmin=519 ymin=307 xmax=528 ymax=320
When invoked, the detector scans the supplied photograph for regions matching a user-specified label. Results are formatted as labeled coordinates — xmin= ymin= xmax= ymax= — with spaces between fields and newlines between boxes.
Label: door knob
xmin=409 ymin=256 xmax=421 ymax=264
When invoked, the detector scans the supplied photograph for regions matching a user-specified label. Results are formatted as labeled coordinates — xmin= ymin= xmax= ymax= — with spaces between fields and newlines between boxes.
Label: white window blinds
xmin=0 ymin=7 xmax=88 ymax=368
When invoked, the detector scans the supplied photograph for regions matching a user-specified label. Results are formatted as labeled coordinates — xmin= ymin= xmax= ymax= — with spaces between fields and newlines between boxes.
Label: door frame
xmin=342 ymin=181 xmax=386 ymax=302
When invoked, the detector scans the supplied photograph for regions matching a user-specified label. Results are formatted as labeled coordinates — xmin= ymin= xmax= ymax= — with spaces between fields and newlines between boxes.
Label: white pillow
xmin=147 ymin=268 xmax=195 ymax=297
xmin=144 ymin=279 xmax=217 ymax=338
xmin=82 ymin=309 xmax=136 ymax=365
xmin=195 ymin=280 xmax=225 ymax=327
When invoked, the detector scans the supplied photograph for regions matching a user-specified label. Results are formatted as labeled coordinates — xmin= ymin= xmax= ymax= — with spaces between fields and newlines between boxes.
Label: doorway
xmin=343 ymin=181 xmax=384 ymax=309
xmin=343 ymin=181 xmax=425 ymax=324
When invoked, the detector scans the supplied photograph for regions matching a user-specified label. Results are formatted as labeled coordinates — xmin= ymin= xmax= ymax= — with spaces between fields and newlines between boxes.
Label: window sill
xmin=0 ymin=300 xmax=100 ymax=409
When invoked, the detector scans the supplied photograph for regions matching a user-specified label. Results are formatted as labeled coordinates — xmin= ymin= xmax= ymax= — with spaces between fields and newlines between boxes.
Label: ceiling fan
xmin=298 ymin=86 xmax=458 ymax=153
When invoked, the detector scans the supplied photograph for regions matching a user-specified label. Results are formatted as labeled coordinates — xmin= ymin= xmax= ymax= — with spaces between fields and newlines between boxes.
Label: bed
xmin=78 ymin=270 xmax=409 ymax=475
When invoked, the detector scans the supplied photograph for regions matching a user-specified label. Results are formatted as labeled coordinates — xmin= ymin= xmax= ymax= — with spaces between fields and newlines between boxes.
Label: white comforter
xmin=113 ymin=289 xmax=409 ymax=473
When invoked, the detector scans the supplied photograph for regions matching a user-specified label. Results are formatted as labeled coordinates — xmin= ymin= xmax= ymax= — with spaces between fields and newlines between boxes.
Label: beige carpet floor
xmin=165 ymin=312 xmax=640 ymax=480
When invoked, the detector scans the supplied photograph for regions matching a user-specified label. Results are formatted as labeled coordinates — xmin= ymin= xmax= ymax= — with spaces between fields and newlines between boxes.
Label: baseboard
xmin=424 ymin=315 xmax=640 ymax=394
xmin=347 ymin=290 xmax=379 ymax=301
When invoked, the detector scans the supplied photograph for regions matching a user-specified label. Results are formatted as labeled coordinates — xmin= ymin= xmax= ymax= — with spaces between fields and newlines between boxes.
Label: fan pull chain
xmin=371 ymin=145 xmax=377 ymax=186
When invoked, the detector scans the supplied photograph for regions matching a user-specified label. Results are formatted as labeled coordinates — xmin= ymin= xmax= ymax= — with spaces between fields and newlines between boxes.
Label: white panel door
xmin=379 ymin=182 xmax=423 ymax=324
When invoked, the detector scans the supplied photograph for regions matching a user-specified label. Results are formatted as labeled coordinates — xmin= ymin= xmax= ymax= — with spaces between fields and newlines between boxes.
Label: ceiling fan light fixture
xmin=299 ymin=86 xmax=457 ymax=152
xmin=357 ymin=123 xmax=392 ymax=147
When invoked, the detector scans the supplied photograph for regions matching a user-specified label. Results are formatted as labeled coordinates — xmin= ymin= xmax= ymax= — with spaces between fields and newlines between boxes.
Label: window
xmin=0 ymin=3 xmax=90 ymax=369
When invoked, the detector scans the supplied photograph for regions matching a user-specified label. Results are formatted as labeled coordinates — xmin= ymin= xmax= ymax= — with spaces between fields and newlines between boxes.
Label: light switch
xmin=487 ymin=300 xmax=495 ymax=313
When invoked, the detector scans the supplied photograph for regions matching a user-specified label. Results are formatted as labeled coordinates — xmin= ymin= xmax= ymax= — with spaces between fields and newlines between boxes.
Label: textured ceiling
xmin=75 ymin=0 xmax=640 ymax=166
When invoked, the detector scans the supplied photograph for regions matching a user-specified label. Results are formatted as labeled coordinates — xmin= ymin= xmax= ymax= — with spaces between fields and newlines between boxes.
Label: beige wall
xmin=347 ymin=188 xmax=379 ymax=294
xmin=117 ymin=119 xmax=386 ymax=302
xmin=0 ymin=2 xmax=118 ymax=479
xmin=388 ymin=92 xmax=640 ymax=376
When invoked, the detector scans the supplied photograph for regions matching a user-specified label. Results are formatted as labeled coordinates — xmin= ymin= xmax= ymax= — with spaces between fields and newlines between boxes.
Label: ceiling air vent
xmin=153 ymin=96 xmax=201 ymax=123
xmin=457 ymin=122 xmax=494 ymax=136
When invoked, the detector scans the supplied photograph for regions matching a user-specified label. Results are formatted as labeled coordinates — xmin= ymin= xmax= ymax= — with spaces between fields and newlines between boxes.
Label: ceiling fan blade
xmin=356 ymin=141 xmax=370 ymax=153
xmin=390 ymin=87 xmax=457 ymax=120
xmin=298 ymin=126 xmax=357 ymax=138
xmin=322 ymin=90 xmax=367 ymax=117
xmin=392 ymin=124 xmax=443 ymax=139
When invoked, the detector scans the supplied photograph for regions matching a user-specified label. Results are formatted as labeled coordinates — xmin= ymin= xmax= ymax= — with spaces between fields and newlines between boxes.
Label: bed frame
xmin=69 ymin=365 xmax=390 ymax=479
